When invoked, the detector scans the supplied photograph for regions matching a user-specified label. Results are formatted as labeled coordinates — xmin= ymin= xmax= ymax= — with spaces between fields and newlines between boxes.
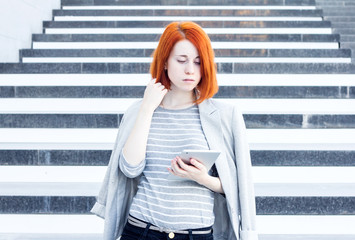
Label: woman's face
xmin=166 ymin=39 xmax=201 ymax=93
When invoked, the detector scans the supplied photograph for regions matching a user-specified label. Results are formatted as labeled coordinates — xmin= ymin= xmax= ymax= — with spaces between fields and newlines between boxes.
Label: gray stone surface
xmin=0 ymin=150 xmax=110 ymax=166
xmin=2 ymin=113 xmax=354 ymax=129
xmin=256 ymin=196 xmax=355 ymax=215
xmin=2 ymin=63 xmax=355 ymax=73
xmin=251 ymin=150 xmax=355 ymax=166
xmin=32 ymin=33 xmax=337 ymax=42
xmin=2 ymin=149 xmax=354 ymax=166
xmin=61 ymin=0 xmax=316 ymax=6
xmin=1 ymin=86 xmax=351 ymax=98
xmin=0 ymin=114 xmax=119 ymax=128
xmin=53 ymin=9 xmax=323 ymax=17
xmin=2 ymin=196 xmax=354 ymax=215
xmin=20 ymin=48 xmax=350 ymax=58
xmin=0 ymin=196 xmax=96 ymax=214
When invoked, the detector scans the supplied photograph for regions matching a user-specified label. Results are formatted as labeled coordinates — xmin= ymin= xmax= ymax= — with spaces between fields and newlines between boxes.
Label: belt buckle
xmin=168 ymin=232 xmax=175 ymax=239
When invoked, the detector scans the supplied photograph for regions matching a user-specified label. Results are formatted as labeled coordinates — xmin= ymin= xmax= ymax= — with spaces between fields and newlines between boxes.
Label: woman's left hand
xmin=168 ymin=156 xmax=225 ymax=193
xmin=168 ymin=156 xmax=209 ymax=185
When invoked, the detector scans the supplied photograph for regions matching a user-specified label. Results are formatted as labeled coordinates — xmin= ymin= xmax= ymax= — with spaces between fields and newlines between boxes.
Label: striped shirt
xmin=120 ymin=105 xmax=215 ymax=230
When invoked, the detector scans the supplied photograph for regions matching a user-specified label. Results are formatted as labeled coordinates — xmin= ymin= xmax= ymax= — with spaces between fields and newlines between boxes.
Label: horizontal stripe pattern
xmin=127 ymin=105 xmax=215 ymax=230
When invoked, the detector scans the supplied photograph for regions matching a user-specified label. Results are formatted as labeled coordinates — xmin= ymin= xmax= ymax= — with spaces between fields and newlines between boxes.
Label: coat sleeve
xmin=90 ymin=101 xmax=141 ymax=219
xmin=90 ymin=111 xmax=129 ymax=219
xmin=232 ymin=105 xmax=259 ymax=240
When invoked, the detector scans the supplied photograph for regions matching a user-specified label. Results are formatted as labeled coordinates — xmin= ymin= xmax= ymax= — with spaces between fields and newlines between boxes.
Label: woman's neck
xmin=160 ymin=89 xmax=196 ymax=110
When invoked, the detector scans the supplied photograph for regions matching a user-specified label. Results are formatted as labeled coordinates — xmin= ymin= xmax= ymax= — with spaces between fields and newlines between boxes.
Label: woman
xmin=91 ymin=22 xmax=258 ymax=240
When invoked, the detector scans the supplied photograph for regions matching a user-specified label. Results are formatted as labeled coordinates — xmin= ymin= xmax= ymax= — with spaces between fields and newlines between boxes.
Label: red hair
xmin=150 ymin=22 xmax=218 ymax=104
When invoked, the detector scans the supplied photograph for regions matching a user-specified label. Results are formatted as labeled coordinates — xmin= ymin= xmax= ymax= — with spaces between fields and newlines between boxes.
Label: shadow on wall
xmin=0 ymin=0 xmax=60 ymax=63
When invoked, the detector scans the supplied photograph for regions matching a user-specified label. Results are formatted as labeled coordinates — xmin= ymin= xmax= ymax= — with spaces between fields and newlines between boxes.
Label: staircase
xmin=316 ymin=0 xmax=355 ymax=62
xmin=1 ymin=0 xmax=355 ymax=239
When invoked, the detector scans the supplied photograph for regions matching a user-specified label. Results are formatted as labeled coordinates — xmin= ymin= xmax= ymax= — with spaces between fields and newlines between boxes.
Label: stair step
xmin=61 ymin=5 xmax=317 ymax=10
xmin=260 ymin=235 xmax=355 ymax=240
xmin=342 ymin=42 xmax=355 ymax=49
xmin=333 ymin=29 xmax=355 ymax=35
xmin=53 ymin=9 xmax=323 ymax=17
xmin=1 ymin=113 xmax=354 ymax=129
xmin=0 ymin=150 xmax=111 ymax=166
xmin=331 ymin=22 xmax=355 ymax=28
xmin=2 ymin=63 xmax=354 ymax=74
xmin=1 ymin=215 xmax=355 ymax=239
xmin=341 ymin=35 xmax=355 ymax=42
xmin=252 ymin=150 xmax=355 ymax=166
xmin=60 ymin=0 xmax=317 ymax=7
xmin=0 ymin=128 xmax=354 ymax=150
xmin=32 ymin=33 xmax=338 ymax=42
xmin=52 ymin=16 xmax=324 ymax=22
xmin=22 ymin=57 xmax=350 ymax=64
xmin=31 ymin=42 xmax=340 ymax=50
xmin=1 ymin=149 xmax=354 ymax=166
xmin=0 ymin=98 xmax=353 ymax=114
xmin=317 ymin=0 xmax=355 ymax=5
xmin=0 ymin=166 xmax=354 ymax=184
xmin=2 ymin=182 xmax=355 ymax=197
xmin=324 ymin=17 xmax=355 ymax=22
xmin=0 ymin=195 xmax=354 ymax=214
xmin=0 ymin=85 xmax=352 ymax=98
xmin=44 ymin=28 xmax=331 ymax=35
xmin=20 ymin=49 xmax=350 ymax=58
xmin=1 ymin=74 xmax=354 ymax=86
xmin=0 ymin=214 xmax=103 ymax=234
xmin=257 ymin=215 xmax=355 ymax=235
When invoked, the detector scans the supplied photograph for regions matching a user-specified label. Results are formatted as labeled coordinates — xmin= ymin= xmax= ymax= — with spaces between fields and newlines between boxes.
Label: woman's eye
xmin=194 ymin=61 xmax=201 ymax=65
xmin=177 ymin=60 xmax=186 ymax=63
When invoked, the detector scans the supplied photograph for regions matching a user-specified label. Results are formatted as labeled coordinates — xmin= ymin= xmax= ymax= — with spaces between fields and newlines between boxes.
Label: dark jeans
xmin=120 ymin=221 xmax=213 ymax=240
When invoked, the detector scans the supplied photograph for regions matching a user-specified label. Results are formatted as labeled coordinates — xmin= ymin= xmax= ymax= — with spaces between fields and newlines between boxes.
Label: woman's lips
xmin=183 ymin=79 xmax=195 ymax=82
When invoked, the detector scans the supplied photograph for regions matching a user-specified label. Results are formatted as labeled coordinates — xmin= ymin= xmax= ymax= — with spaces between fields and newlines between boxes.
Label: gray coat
xmin=91 ymin=98 xmax=258 ymax=240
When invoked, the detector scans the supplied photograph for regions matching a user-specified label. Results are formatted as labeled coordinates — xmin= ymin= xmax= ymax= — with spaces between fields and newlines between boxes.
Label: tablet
xmin=168 ymin=149 xmax=221 ymax=180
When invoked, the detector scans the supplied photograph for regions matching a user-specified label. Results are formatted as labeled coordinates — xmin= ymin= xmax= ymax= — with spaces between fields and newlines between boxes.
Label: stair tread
xmin=53 ymin=9 xmax=323 ymax=17
xmin=32 ymin=33 xmax=338 ymax=42
xmin=2 ymin=63 xmax=354 ymax=74
xmin=1 ymin=182 xmax=355 ymax=197
xmin=1 ymin=149 xmax=354 ymax=166
xmin=0 ymin=98 xmax=353 ymax=114
xmin=60 ymin=0 xmax=317 ymax=6
xmin=1 ymin=214 xmax=355 ymax=235
xmin=0 ymin=165 xmax=354 ymax=184
xmin=20 ymin=48 xmax=350 ymax=58
xmin=1 ymin=73 xmax=355 ymax=86
xmin=0 ymin=129 xmax=354 ymax=150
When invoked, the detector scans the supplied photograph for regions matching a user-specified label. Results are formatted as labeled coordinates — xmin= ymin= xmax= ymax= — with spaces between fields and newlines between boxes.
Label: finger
xmin=148 ymin=79 xmax=156 ymax=86
xmin=171 ymin=158 xmax=187 ymax=175
xmin=189 ymin=158 xmax=206 ymax=171
xmin=167 ymin=167 xmax=177 ymax=176
xmin=176 ymin=156 xmax=191 ymax=171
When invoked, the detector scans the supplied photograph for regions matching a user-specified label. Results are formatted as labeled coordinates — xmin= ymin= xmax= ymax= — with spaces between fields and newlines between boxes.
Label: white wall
xmin=0 ymin=0 xmax=60 ymax=62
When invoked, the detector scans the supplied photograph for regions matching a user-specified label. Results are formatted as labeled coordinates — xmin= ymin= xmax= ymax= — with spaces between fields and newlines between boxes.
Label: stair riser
xmin=0 ymin=196 xmax=353 ymax=215
xmin=61 ymin=0 xmax=317 ymax=7
xmin=1 ymin=150 xmax=354 ymax=166
xmin=20 ymin=49 xmax=351 ymax=58
xmin=2 ymin=63 xmax=354 ymax=74
xmin=1 ymin=114 xmax=354 ymax=129
xmin=52 ymin=9 xmax=323 ymax=17
xmin=0 ymin=86 xmax=352 ymax=98
xmin=32 ymin=33 xmax=339 ymax=42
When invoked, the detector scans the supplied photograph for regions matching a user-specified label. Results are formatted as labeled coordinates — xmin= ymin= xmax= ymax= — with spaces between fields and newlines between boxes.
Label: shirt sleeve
xmin=118 ymin=150 xmax=146 ymax=178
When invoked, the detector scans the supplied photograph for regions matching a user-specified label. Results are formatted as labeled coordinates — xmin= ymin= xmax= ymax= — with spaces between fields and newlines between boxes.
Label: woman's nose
xmin=185 ymin=61 xmax=195 ymax=74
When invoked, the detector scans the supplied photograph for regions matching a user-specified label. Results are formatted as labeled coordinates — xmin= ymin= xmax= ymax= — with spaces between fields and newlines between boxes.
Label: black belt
xmin=127 ymin=215 xmax=212 ymax=238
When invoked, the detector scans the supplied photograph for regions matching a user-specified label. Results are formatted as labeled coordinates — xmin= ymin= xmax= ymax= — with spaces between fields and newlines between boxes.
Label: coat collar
xmin=198 ymin=99 xmax=223 ymax=152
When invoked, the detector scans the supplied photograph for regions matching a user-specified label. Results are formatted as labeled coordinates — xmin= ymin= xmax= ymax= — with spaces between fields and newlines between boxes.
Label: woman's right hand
xmin=142 ymin=79 xmax=168 ymax=112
